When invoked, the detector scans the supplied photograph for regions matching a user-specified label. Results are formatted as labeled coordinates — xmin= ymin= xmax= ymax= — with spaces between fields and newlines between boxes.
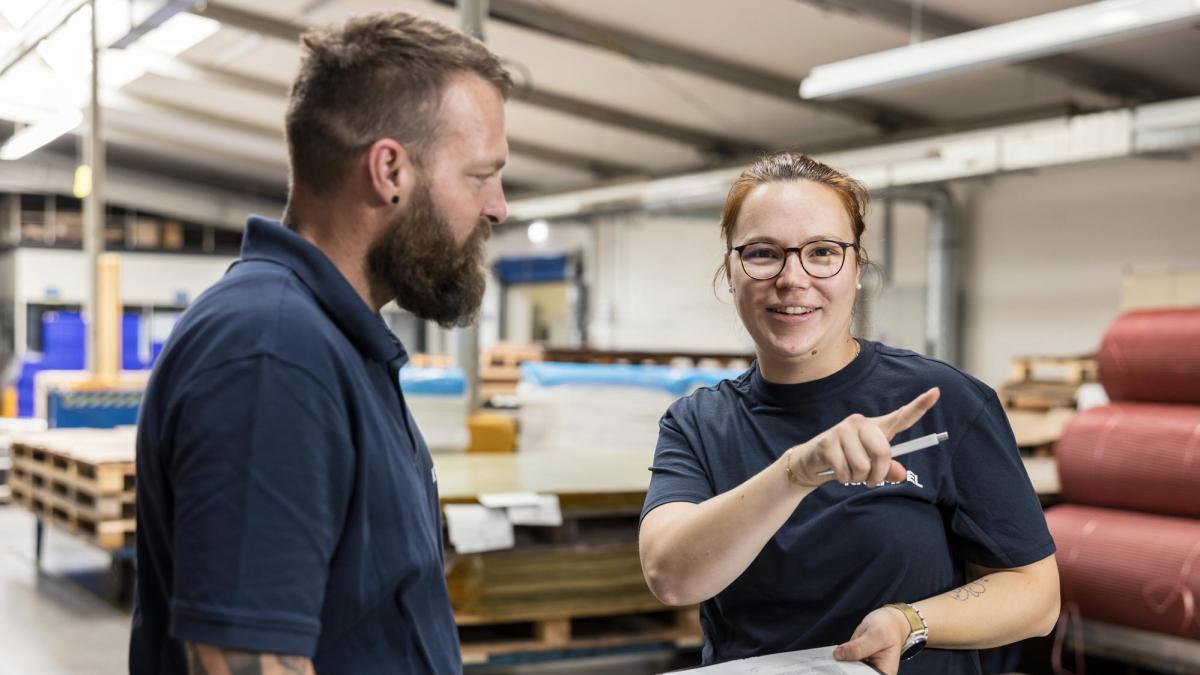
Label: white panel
xmin=14 ymin=248 xmax=234 ymax=306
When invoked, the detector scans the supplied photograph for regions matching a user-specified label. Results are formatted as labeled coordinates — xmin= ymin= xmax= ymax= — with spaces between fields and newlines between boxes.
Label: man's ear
xmin=366 ymin=138 xmax=417 ymax=207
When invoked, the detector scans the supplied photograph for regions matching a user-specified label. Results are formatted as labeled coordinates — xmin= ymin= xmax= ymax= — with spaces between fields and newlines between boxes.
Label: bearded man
xmin=130 ymin=12 xmax=510 ymax=675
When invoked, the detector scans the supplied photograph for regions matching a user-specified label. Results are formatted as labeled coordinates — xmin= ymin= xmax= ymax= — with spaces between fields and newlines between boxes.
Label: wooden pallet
xmin=9 ymin=463 xmax=135 ymax=520
xmin=446 ymin=543 xmax=659 ymax=618
xmin=10 ymin=433 xmax=135 ymax=496
xmin=457 ymin=606 xmax=700 ymax=665
xmin=9 ymin=482 xmax=135 ymax=550
xmin=409 ymin=353 xmax=455 ymax=368
xmin=7 ymin=429 xmax=138 ymax=551
xmin=999 ymin=381 xmax=1080 ymax=411
xmin=480 ymin=343 xmax=545 ymax=397
xmin=1009 ymin=354 xmax=1098 ymax=385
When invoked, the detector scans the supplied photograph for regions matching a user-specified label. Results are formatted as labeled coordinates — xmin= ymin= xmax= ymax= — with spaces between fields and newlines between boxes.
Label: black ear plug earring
xmin=391 ymin=195 xmax=400 ymax=204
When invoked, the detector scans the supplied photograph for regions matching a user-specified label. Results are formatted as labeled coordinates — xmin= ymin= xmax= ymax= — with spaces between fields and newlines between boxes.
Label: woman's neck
xmin=757 ymin=336 xmax=859 ymax=384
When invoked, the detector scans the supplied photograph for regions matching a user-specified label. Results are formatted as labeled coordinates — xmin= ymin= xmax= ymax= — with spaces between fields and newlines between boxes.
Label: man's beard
xmin=366 ymin=183 xmax=490 ymax=328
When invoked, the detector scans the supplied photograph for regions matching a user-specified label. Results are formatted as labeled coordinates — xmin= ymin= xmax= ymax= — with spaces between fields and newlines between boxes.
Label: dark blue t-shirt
xmin=131 ymin=216 xmax=461 ymax=674
xmin=642 ymin=340 xmax=1054 ymax=673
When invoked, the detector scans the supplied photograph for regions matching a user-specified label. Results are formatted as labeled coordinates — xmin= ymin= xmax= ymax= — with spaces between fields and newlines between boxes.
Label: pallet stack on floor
xmin=1001 ymin=354 xmax=1097 ymax=456
xmin=479 ymin=343 xmax=545 ymax=400
xmin=1000 ymin=354 xmax=1097 ymax=415
xmin=437 ymin=451 xmax=700 ymax=665
xmin=448 ymin=535 xmax=699 ymax=664
xmin=6 ymin=428 xmax=137 ymax=551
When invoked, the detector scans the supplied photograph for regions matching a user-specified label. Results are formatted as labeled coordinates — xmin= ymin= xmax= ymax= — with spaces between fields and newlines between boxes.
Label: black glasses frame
xmin=731 ymin=240 xmax=859 ymax=280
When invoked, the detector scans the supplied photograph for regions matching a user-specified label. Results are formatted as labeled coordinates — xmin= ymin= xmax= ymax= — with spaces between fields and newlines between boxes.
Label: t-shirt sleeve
xmin=641 ymin=402 xmax=715 ymax=521
xmin=166 ymin=354 xmax=355 ymax=657
xmin=946 ymin=390 xmax=1056 ymax=569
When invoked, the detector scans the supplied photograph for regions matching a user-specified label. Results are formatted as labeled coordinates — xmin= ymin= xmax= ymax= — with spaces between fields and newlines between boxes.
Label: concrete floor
xmin=0 ymin=504 xmax=130 ymax=675
xmin=0 ymin=504 xmax=696 ymax=674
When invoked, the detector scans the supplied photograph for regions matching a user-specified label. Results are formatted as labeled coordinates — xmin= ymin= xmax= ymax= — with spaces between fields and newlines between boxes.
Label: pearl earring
xmin=856 ymin=282 xmax=862 ymax=290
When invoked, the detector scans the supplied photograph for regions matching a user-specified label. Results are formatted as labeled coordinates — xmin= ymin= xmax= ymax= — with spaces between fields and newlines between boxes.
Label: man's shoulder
xmin=161 ymin=260 xmax=349 ymax=380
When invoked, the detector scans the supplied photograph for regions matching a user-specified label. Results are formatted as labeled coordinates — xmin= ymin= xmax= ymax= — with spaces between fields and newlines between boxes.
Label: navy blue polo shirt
xmin=131 ymin=216 xmax=460 ymax=674
xmin=642 ymin=340 xmax=1054 ymax=673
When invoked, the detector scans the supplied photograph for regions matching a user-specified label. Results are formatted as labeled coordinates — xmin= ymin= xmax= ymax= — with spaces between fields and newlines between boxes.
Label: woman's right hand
xmin=784 ymin=387 xmax=941 ymax=487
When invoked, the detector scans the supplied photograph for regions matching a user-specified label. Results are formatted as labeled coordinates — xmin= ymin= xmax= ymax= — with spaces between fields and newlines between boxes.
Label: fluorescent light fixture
xmin=800 ymin=0 xmax=1200 ymax=99
xmin=527 ymin=219 xmax=549 ymax=244
xmin=0 ymin=109 xmax=83 ymax=160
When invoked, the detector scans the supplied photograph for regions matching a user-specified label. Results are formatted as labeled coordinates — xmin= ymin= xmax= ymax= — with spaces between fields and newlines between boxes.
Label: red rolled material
xmin=1057 ymin=403 xmax=1200 ymax=517
xmin=1098 ymin=308 xmax=1200 ymax=404
xmin=1047 ymin=505 xmax=1200 ymax=640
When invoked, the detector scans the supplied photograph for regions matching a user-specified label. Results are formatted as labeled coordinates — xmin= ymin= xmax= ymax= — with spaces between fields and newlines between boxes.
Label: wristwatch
xmin=884 ymin=602 xmax=928 ymax=660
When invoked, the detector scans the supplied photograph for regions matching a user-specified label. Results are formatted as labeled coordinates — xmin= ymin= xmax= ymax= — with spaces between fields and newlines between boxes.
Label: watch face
xmin=900 ymin=637 xmax=926 ymax=660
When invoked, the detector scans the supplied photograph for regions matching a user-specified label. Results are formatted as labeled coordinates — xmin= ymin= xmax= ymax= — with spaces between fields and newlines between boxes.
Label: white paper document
xmin=443 ymin=504 xmax=515 ymax=553
xmin=667 ymin=646 xmax=882 ymax=674
xmin=477 ymin=492 xmax=564 ymax=526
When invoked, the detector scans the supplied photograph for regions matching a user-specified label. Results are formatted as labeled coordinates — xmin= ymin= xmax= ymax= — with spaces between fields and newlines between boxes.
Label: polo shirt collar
xmin=239 ymin=215 xmax=409 ymax=369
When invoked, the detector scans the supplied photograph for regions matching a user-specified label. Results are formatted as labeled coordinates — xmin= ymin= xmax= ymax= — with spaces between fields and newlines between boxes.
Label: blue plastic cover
xmin=399 ymin=366 xmax=467 ymax=396
xmin=493 ymin=255 xmax=568 ymax=284
xmin=519 ymin=361 xmax=743 ymax=397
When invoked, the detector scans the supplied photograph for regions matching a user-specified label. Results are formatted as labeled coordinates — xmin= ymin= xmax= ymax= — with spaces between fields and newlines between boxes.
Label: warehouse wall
xmin=958 ymin=151 xmax=1200 ymax=386
xmin=489 ymin=150 xmax=1200 ymax=389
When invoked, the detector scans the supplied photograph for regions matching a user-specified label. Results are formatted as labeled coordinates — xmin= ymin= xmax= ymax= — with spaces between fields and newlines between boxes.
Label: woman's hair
xmin=715 ymin=152 xmax=871 ymax=287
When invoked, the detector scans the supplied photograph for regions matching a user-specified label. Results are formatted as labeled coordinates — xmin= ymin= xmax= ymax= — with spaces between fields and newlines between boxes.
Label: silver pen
xmin=817 ymin=431 xmax=950 ymax=477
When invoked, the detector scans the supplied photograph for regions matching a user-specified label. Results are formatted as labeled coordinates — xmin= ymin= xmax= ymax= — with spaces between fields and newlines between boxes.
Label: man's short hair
xmin=286 ymin=12 xmax=513 ymax=195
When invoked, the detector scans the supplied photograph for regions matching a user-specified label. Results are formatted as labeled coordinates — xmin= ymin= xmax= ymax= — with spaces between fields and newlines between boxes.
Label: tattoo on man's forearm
xmin=949 ymin=578 xmax=989 ymax=602
xmin=188 ymin=643 xmax=309 ymax=675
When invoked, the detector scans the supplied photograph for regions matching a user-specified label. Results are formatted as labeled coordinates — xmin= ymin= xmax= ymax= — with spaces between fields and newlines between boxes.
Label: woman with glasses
xmin=639 ymin=153 xmax=1059 ymax=674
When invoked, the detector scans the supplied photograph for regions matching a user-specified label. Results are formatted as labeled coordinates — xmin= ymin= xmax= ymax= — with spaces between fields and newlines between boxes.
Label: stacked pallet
xmin=447 ymin=534 xmax=699 ymax=664
xmin=447 ymin=543 xmax=657 ymax=620
xmin=437 ymin=451 xmax=699 ymax=664
xmin=0 ymin=418 xmax=49 ymax=504
xmin=1000 ymin=354 xmax=1096 ymax=465
xmin=479 ymin=343 xmax=544 ymax=399
xmin=6 ymin=428 xmax=137 ymax=550
xmin=1000 ymin=354 xmax=1097 ymax=412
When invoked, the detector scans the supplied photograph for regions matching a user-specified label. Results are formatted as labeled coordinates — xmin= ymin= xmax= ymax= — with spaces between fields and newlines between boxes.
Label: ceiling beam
xmin=513 ymin=87 xmax=765 ymax=158
xmin=143 ymin=56 xmax=292 ymax=98
xmin=120 ymin=88 xmax=639 ymax=180
xmin=194 ymin=2 xmax=306 ymax=42
xmin=452 ymin=0 xmax=931 ymax=132
xmin=193 ymin=2 xmax=766 ymax=158
xmin=799 ymin=0 xmax=1189 ymax=102
xmin=507 ymin=139 xmax=643 ymax=178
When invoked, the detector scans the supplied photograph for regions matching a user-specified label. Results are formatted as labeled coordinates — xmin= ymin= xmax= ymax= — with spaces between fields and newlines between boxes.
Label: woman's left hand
xmin=832 ymin=606 xmax=910 ymax=675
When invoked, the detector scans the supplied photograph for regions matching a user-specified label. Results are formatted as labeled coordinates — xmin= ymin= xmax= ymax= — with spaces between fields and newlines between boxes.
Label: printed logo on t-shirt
xmin=846 ymin=470 xmax=923 ymax=489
